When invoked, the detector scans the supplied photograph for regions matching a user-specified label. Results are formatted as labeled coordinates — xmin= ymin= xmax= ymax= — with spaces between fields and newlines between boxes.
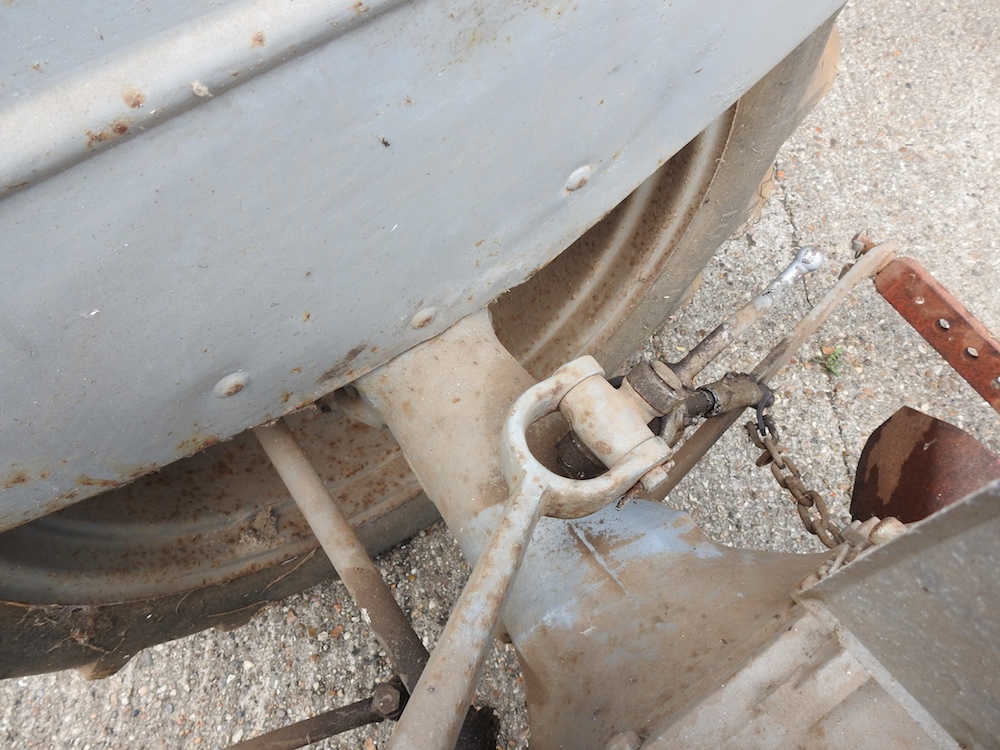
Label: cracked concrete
xmin=1 ymin=0 xmax=997 ymax=748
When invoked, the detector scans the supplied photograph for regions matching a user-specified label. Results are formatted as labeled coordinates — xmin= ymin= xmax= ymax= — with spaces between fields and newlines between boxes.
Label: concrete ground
xmin=2 ymin=0 xmax=997 ymax=747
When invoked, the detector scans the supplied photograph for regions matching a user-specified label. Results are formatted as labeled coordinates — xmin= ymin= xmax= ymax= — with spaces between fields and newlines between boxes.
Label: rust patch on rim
xmin=251 ymin=31 xmax=266 ymax=47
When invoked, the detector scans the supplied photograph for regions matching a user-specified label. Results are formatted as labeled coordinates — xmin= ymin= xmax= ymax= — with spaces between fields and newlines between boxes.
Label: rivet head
xmin=408 ymin=307 xmax=437 ymax=329
xmin=937 ymin=318 xmax=950 ymax=330
xmin=564 ymin=165 xmax=594 ymax=192
xmin=965 ymin=347 xmax=979 ymax=359
xmin=213 ymin=372 xmax=249 ymax=397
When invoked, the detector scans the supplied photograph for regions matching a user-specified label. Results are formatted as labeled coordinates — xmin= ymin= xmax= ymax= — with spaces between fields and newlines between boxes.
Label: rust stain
xmin=317 ymin=344 xmax=367 ymax=384
xmin=2 ymin=181 xmax=30 ymax=196
xmin=251 ymin=31 xmax=266 ymax=47
xmin=76 ymin=474 xmax=119 ymax=489
xmin=351 ymin=1 xmax=369 ymax=13
xmin=301 ymin=312 xmax=311 ymax=322
xmin=122 ymin=88 xmax=145 ymax=108
xmin=86 ymin=120 xmax=130 ymax=148
xmin=175 ymin=435 xmax=221 ymax=454
xmin=2 ymin=472 xmax=29 ymax=489
xmin=280 ymin=392 xmax=291 ymax=404
xmin=291 ymin=366 xmax=302 ymax=374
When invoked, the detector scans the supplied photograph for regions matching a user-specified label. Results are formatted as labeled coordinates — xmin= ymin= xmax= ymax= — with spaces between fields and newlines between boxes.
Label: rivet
xmin=564 ymin=165 xmax=594 ymax=192
xmin=965 ymin=346 xmax=979 ymax=359
xmin=937 ymin=318 xmax=950 ymax=330
xmin=213 ymin=372 xmax=249 ymax=397
xmin=914 ymin=296 xmax=925 ymax=305
xmin=408 ymin=307 xmax=437 ymax=329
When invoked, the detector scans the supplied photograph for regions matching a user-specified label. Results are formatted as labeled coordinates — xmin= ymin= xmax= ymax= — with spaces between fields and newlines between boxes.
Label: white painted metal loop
xmin=502 ymin=356 xmax=673 ymax=519
xmin=388 ymin=356 xmax=671 ymax=750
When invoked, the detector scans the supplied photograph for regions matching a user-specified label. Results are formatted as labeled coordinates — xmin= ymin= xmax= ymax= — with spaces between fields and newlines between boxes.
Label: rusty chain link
xmin=744 ymin=414 xmax=844 ymax=549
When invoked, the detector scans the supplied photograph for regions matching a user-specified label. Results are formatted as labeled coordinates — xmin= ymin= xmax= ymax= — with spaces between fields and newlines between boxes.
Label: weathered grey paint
xmin=0 ymin=0 xmax=842 ymax=529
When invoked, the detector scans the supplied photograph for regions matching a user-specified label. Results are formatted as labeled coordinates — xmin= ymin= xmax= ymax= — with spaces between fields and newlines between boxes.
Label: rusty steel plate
xmin=875 ymin=257 xmax=1000 ymax=413
xmin=851 ymin=406 xmax=1000 ymax=524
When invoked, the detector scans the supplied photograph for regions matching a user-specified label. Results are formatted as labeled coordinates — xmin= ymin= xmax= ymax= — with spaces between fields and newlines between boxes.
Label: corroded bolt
xmin=372 ymin=682 xmax=402 ymax=718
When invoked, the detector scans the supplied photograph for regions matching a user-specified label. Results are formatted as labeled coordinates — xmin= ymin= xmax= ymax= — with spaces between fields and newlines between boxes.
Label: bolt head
xmin=372 ymin=683 xmax=401 ymax=717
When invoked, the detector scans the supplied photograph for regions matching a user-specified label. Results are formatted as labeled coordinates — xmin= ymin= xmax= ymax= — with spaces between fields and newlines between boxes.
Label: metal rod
xmin=648 ymin=240 xmax=898 ymax=501
xmin=386 ymin=483 xmax=541 ymax=750
xmin=227 ymin=696 xmax=383 ymax=750
xmin=672 ymin=245 xmax=824 ymax=384
xmin=253 ymin=420 xmax=429 ymax=694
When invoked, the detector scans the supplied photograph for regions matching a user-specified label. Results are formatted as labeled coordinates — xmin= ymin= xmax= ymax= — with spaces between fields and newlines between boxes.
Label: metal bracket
xmin=874 ymin=256 xmax=1000 ymax=413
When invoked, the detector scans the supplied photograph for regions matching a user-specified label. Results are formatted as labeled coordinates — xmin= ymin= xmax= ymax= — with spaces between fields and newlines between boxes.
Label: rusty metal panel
xmin=0 ymin=0 xmax=843 ymax=529
xmin=851 ymin=406 xmax=1000 ymax=523
xmin=875 ymin=257 xmax=1000 ymax=412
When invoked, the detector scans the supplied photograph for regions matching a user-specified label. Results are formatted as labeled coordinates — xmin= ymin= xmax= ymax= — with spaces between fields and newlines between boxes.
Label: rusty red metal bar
xmin=875 ymin=257 xmax=1000 ymax=414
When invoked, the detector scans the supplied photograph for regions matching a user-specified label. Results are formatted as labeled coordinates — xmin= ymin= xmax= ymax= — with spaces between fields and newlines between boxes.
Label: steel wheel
xmin=0 ymin=20 xmax=838 ymax=679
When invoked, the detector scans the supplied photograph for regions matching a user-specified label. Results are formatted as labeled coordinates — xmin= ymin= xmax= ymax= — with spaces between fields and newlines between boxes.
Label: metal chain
xmin=744 ymin=414 xmax=844 ymax=549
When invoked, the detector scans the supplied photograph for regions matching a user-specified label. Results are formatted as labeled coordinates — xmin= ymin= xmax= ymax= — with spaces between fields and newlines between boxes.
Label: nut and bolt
xmin=851 ymin=229 xmax=876 ymax=255
xmin=372 ymin=682 xmax=402 ymax=718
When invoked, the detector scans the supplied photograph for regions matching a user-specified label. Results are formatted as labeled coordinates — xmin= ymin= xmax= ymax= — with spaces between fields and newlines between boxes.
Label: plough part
xmin=851 ymin=406 xmax=1000 ymax=524
xmin=875 ymin=256 xmax=1000 ymax=413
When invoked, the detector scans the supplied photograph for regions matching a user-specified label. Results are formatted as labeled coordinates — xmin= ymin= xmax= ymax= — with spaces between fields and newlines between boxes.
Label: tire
xmin=0 ymin=19 xmax=838 ymax=680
